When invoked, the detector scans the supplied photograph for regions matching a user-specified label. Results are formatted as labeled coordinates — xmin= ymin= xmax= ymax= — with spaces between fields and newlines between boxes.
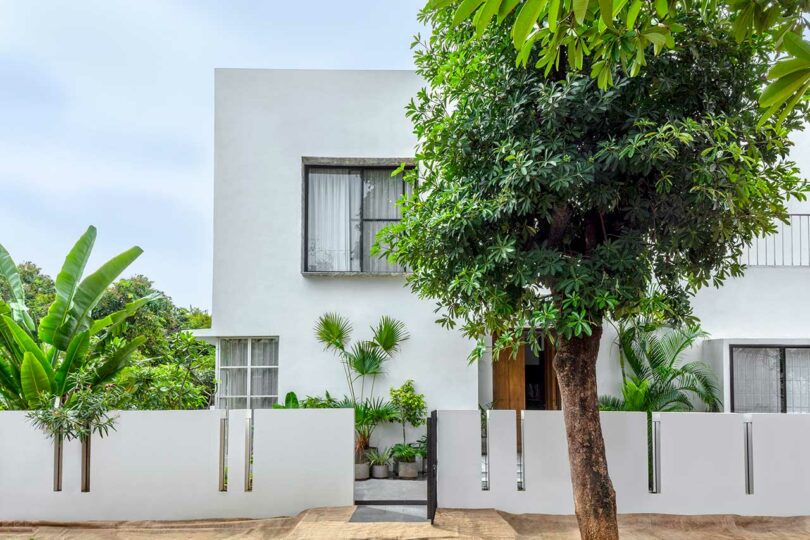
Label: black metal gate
xmin=427 ymin=409 xmax=438 ymax=523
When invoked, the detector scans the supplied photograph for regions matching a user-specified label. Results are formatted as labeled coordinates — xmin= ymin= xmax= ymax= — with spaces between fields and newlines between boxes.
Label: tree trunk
xmin=553 ymin=325 xmax=619 ymax=540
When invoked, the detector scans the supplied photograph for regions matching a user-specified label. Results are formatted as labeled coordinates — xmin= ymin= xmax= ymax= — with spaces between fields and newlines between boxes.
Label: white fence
xmin=438 ymin=410 xmax=810 ymax=516
xmin=0 ymin=409 xmax=353 ymax=521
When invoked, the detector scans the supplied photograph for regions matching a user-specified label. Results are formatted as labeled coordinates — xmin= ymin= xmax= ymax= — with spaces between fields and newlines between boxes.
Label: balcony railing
xmin=742 ymin=214 xmax=810 ymax=267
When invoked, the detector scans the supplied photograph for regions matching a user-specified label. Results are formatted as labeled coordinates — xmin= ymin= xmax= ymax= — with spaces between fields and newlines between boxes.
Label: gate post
xmin=427 ymin=409 xmax=438 ymax=523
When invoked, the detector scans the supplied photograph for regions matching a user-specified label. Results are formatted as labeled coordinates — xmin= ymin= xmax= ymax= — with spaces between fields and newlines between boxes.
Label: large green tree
xmin=433 ymin=0 xmax=809 ymax=123
xmin=380 ymin=6 xmax=805 ymax=538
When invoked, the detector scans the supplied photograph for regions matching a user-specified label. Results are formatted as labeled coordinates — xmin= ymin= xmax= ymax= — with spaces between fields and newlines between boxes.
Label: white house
xmin=201 ymin=68 xmax=810 ymax=447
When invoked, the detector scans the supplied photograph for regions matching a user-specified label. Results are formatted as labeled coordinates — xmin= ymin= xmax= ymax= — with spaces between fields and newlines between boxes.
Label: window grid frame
xmin=303 ymin=164 xmax=411 ymax=274
xmin=730 ymin=344 xmax=810 ymax=413
xmin=217 ymin=337 xmax=279 ymax=409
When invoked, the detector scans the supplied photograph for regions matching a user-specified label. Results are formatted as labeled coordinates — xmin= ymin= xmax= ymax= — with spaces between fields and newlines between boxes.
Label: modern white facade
xmin=204 ymin=68 xmax=810 ymax=447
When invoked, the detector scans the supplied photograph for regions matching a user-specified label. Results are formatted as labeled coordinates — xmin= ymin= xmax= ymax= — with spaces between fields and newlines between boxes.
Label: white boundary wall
xmin=438 ymin=410 xmax=810 ymax=516
xmin=0 ymin=409 xmax=353 ymax=521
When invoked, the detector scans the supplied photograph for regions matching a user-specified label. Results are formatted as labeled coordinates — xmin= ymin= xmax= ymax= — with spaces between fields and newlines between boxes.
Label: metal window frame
xmin=729 ymin=344 xmax=810 ymax=413
xmin=216 ymin=337 xmax=280 ymax=409
xmin=302 ymin=159 xmax=415 ymax=275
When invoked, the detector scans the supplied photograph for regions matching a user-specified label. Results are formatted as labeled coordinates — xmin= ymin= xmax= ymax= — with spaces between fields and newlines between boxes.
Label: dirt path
xmin=2 ymin=508 xmax=809 ymax=539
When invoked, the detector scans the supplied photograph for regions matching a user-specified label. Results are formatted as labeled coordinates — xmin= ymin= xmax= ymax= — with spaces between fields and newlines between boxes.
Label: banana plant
xmin=0 ymin=226 xmax=155 ymax=409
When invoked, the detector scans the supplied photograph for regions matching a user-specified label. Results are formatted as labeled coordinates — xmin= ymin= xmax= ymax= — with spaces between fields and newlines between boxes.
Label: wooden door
xmin=491 ymin=336 xmax=560 ymax=413
xmin=492 ymin=342 xmax=525 ymax=411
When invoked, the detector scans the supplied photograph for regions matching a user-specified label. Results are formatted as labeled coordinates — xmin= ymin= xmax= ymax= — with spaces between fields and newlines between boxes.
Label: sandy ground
xmin=2 ymin=507 xmax=810 ymax=539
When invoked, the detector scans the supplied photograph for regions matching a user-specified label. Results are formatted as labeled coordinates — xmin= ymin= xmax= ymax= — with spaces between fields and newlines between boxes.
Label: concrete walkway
xmin=353 ymin=478 xmax=427 ymax=502
xmin=3 ymin=508 xmax=810 ymax=539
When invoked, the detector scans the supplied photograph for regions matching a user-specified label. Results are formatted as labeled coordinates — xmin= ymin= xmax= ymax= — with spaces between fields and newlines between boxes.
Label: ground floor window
xmin=731 ymin=346 xmax=810 ymax=413
xmin=217 ymin=337 xmax=279 ymax=409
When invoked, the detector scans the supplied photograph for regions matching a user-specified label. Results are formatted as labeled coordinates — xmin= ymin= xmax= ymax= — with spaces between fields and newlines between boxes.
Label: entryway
xmin=492 ymin=333 xmax=561 ymax=414
xmin=351 ymin=412 xmax=437 ymax=523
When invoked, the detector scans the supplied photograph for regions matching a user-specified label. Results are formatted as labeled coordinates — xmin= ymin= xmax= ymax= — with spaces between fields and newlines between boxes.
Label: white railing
xmin=438 ymin=410 xmax=810 ymax=516
xmin=743 ymin=214 xmax=810 ymax=266
xmin=0 ymin=409 xmax=353 ymax=521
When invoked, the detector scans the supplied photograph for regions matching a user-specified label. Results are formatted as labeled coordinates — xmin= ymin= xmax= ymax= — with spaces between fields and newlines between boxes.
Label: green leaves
xmin=59 ymin=246 xmax=143 ymax=349
xmin=20 ymin=352 xmax=51 ymax=406
xmin=433 ymin=0 xmax=810 ymax=122
xmin=93 ymin=336 xmax=146 ymax=385
xmin=315 ymin=312 xmax=352 ymax=352
xmin=55 ymin=331 xmax=89 ymax=394
xmin=625 ymin=0 xmax=641 ymax=28
xmin=38 ymin=226 xmax=96 ymax=347
xmin=452 ymin=0 xmax=485 ymax=27
xmin=475 ymin=0 xmax=502 ymax=36
xmin=572 ymin=0 xmax=589 ymax=24
xmin=759 ymin=33 xmax=810 ymax=126
xmin=512 ymin=0 xmax=546 ymax=47
xmin=598 ymin=0 xmax=614 ymax=27
xmin=371 ymin=316 xmax=409 ymax=354
xmin=0 ymin=244 xmax=25 ymax=308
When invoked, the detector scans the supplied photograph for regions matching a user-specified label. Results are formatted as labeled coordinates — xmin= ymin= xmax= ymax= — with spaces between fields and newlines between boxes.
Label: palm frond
xmin=598 ymin=394 xmax=626 ymax=411
xmin=315 ymin=312 xmax=352 ymax=352
xmin=348 ymin=341 xmax=386 ymax=377
xmin=371 ymin=316 xmax=409 ymax=355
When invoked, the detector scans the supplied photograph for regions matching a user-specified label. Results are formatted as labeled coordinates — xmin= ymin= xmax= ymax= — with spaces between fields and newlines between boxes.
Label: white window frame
xmin=216 ymin=337 xmax=279 ymax=409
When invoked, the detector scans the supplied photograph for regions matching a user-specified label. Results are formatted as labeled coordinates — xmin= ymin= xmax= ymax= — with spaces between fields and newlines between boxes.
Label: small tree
xmin=390 ymin=379 xmax=427 ymax=443
xmin=381 ymin=7 xmax=805 ymax=539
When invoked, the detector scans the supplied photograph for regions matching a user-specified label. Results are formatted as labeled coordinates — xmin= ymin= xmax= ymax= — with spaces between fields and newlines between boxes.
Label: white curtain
xmin=307 ymin=169 xmax=361 ymax=271
xmin=733 ymin=347 xmax=781 ymax=413
xmin=363 ymin=169 xmax=408 ymax=273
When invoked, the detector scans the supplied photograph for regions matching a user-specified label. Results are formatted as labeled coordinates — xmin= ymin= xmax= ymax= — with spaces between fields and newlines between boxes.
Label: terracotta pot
xmin=355 ymin=462 xmax=370 ymax=481
xmin=397 ymin=461 xmax=419 ymax=479
xmin=371 ymin=464 xmax=389 ymax=479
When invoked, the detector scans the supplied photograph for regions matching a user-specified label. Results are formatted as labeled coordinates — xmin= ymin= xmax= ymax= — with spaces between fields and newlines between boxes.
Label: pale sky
xmin=0 ymin=0 xmax=424 ymax=310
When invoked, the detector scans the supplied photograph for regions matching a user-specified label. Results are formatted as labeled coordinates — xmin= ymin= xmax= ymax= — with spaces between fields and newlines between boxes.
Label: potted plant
xmin=390 ymin=380 xmax=427 ymax=444
xmin=392 ymin=443 xmax=419 ymax=479
xmin=414 ymin=435 xmax=428 ymax=474
xmin=366 ymin=447 xmax=391 ymax=479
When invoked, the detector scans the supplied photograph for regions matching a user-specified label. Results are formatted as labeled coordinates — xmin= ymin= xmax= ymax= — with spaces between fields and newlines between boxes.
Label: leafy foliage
xmin=379 ymin=6 xmax=807 ymax=360
xmin=0 ymin=231 xmax=214 ymax=412
xmin=27 ymin=360 xmax=125 ymax=441
xmin=599 ymin=321 xmax=721 ymax=412
xmin=391 ymin=442 xmax=419 ymax=463
xmin=365 ymin=446 xmax=392 ymax=466
xmin=0 ymin=227 xmax=150 ymax=409
xmin=429 ymin=0 xmax=810 ymax=122
xmin=314 ymin=313 xmax=408 ymax=403
xmin=390 ymin=379 xmax=427 ymax=443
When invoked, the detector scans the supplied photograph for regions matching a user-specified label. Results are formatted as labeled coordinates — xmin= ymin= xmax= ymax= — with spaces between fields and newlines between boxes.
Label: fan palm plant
xmin=599 ymin=322 xmax=722 ymax=413
xmin=0 ymin=226 xmax=155 ymax=410
xmin=315 ymin=313 xmax=408 ymax=403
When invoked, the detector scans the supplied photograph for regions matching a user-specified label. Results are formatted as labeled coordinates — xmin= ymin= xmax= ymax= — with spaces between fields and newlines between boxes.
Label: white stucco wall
xmin=212 ymin=69 xmax=479 ymax=448
xmin=212 ymin=68 xmax=809 ymax=421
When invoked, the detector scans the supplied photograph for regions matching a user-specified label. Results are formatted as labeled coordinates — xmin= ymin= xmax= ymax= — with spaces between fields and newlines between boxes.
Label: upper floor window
xmin=305 ymin=166 xmax=412 ymax=273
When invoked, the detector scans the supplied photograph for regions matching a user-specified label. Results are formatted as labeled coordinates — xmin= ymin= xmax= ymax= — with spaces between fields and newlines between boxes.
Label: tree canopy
xmin=381 ymin=6 xmax=807 ymax=358
xmin=430 ymin=0 xmax=810 ymax=124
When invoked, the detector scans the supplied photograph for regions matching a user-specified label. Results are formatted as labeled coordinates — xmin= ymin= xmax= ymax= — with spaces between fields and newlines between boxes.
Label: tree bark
xmin=553 ymin=325 xmax=619 ymax=540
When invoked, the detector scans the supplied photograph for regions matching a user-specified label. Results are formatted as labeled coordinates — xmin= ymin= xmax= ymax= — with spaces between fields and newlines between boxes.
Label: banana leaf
xmin=1 ymin=315 xmax=55 ymax=389
xmin=38 ymin=226 xmax=96 ymax=348
xmin=55 ymin=331 xmax=90 ymax=394
xmin=20 ymin=352 xmax=50 ymax=407
xmin=53 ymin=246 xmax=143 ymax=350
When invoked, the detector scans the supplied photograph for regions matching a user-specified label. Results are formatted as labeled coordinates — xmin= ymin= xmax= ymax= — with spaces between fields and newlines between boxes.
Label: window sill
xmin=302 ymin=271 xmax=409 ymax=278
